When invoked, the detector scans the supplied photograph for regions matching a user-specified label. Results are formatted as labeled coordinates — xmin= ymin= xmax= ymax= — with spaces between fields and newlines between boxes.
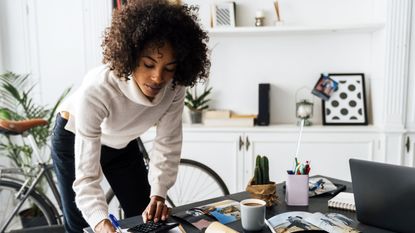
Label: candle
xmin=256 ymin=10 xmax=265 ymax=18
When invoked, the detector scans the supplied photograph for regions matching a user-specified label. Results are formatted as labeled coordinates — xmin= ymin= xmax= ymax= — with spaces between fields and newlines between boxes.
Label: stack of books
xmin=203 ymin=110 xmax=256 ymax=127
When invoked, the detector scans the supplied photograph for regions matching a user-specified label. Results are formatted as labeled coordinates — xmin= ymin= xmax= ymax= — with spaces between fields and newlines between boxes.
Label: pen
xmin=265 ymin=219 xmax=277 ymax=233
xmin=108 ymin=213 xmax=122 ymax=233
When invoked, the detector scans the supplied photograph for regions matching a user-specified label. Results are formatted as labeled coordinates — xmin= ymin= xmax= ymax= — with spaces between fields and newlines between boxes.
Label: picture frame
xmin=322 ymin=73 xmax=368 ymax=125
xmin=211 ymin=2 xmax=236 ymax=27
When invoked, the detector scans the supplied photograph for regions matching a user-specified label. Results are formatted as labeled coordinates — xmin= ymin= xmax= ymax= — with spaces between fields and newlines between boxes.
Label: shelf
xmin=180 ymin=124 xmax=381 ymax=133
xmin=208 ymin=22 xmax=385 ymax=36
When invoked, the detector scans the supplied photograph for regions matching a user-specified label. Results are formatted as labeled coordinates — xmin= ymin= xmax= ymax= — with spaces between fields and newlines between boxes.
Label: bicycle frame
xmin=0 ymin=162 xmax=63 ymax=232
xmin=0 ymin=134 xmax=63 ymax=232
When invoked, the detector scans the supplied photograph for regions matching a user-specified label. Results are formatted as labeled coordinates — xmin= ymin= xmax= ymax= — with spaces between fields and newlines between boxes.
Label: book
xmin=267 ymin=211 xmax=360 ymax=233
xmin=173 ymin=199 xmax=240 ymax=231
xmin=203 ymin=118 xmax=254 ymax=127
xmin=204 ymin=110 xmax=231 ymax=119
xmin=328 ymin=192 xmax=356 ymax=211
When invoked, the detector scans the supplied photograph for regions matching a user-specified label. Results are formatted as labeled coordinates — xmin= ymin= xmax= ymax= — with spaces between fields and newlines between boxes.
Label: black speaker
xmin=257 ymin=83 xmax=270 ymax=126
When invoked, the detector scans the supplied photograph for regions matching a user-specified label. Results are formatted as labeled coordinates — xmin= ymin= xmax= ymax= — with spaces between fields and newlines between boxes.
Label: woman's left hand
xmin=142 ymin=196 xmax=170 ymax=223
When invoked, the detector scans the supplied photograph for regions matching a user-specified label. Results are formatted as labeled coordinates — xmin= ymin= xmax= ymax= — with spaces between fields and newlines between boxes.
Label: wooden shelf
xmin=208 ymin=22 xmax=385 ymax=36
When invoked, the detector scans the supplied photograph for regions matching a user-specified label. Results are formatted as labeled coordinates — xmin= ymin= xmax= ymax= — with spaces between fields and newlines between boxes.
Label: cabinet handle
xmin=245 ymin=136 xmax=251 ymax=151
xmin=406 ymin=136 xmax=410 ymax=153
xmin=239 ymin=136 xmax=244 ymax=151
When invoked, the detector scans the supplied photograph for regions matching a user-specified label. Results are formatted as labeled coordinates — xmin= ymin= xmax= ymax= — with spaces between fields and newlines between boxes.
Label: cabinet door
xmin=244 ymin=132 xmax=380 ymax=184
xmin=180 ymin=131 xmax=242 ymax=193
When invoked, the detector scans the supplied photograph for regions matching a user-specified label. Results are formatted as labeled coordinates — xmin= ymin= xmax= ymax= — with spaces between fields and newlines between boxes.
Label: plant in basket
xmin=246 ymin=155 xmax=278 ymax=207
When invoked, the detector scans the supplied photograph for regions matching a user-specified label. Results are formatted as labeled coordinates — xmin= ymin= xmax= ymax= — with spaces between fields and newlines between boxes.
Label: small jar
xmin=255 ymin=10 xmax=265 ymax=27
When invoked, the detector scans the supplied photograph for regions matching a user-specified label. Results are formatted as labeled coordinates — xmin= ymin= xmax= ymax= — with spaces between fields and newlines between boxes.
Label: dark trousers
xmin=51 ymin=114 xmax=150 ymax=233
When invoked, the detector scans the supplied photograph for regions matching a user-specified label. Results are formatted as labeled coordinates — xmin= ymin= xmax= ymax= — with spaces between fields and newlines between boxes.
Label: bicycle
xmin=0 ymin=118 xmax=65 ymax=232
xmin=106 ymin=137 xmax=230 ymax=216
xmin=0 ymin=118 xmax=229 ymax=232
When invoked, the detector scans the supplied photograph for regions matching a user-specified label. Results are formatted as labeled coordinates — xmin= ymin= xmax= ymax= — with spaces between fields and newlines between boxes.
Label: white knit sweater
xmin=58 ymin=65 xmax=184 ymax=229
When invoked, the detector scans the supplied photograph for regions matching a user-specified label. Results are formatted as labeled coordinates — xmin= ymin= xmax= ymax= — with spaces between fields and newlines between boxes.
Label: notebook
xmin=350 ymin=159 xmax=415 ymax=232
xmin=327 ymin=192 xmax=355 ymax=211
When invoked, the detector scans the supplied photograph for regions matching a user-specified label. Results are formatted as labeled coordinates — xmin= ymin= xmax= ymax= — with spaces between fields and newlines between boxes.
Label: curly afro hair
xmin=102 ymin=0 xmax=210 ymax=87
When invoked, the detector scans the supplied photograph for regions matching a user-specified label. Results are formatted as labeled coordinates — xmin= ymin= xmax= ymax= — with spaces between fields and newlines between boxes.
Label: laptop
xmin=349 ymin=159 xmax=415 ymax=233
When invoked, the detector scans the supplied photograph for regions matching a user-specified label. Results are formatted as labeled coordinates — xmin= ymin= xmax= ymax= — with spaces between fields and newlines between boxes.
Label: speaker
xmin=257 ymin=83 xmax=270 ymax=126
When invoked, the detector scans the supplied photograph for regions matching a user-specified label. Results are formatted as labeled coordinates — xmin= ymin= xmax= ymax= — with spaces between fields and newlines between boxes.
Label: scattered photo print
xmin=312 ymin=74 xmax=339 ymax=101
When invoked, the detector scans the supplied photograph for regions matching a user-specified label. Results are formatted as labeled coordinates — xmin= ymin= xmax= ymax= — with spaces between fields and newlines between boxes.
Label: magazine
xmin=173 ymin=199 xmax=240 ymax=231
xmin=308 ymin=177 xmax=346 ymax=197
xmin=267 ymin=211 xmax=360 ymax=233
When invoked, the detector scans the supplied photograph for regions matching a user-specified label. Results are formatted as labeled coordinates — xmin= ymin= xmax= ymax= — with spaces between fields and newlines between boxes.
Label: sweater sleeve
xmin=148 ymin=86 xmax=185 ymax=198
xmin=72 ymin=88 xmax=110 ymax=229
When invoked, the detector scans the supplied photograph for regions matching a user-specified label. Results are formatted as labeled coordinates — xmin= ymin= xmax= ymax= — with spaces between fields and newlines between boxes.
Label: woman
xmin=51 ymin=1 xmax=210 ymax=232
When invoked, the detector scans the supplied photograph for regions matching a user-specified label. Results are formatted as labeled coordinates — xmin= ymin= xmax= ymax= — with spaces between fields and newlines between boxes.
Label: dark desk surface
xmin=85 ymin=177 xmax=394 ymax=233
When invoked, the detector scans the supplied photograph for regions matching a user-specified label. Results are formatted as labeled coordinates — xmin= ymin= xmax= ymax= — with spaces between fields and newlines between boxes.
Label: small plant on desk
xmin=246 ymin=155 xmax=278 ymax=206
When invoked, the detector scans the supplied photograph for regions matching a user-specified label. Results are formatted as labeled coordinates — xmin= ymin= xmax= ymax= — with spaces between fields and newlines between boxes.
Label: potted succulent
xmin=184 ymin=85 xmax=212 ymax=124
xmin=246 ymin=155 xmax=278 ymax=207
xmin=0 ymin=71 xmax=70 ymax=226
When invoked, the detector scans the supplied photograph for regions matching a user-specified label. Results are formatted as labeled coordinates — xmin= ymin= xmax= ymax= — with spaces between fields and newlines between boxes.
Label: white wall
xmin=0 ymin=0 xmax=111 ymax=106
xmin=0 ymin=0 xmax=387 ymax=125
xmin=184 ymin=0 xmax=387 ymax=125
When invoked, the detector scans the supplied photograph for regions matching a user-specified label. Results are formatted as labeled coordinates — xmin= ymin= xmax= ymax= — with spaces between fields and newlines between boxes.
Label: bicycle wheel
xmin=0 ymin=180 xmax=58 ymax=232
xmin=106 ymin=159 xmax=230 ymax=209
xmin=166 ymin=159 xmax=230 ymax=207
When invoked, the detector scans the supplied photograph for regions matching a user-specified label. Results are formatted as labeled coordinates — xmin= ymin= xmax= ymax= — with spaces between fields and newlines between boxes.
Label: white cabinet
xmin=141 ymin=125 xmax=381 ymax=193
xmin=243 ymin=129 xmax=380 ymax=187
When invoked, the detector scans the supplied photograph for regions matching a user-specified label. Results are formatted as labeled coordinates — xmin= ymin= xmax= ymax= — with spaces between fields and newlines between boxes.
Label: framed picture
xmin=212 ymin=2 xmax=236 ymax=27
xmin=322 ymin=73 xmax=368 ymax=125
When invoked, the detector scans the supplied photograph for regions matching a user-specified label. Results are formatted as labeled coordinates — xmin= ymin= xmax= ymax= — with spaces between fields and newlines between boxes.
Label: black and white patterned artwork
xmin=322 ymin=74 xmax=368 ymax=125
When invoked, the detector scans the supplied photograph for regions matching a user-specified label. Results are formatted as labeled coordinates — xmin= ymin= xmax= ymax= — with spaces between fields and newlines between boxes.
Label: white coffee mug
xmin=240 ymin=198 xmax=266 ymax=231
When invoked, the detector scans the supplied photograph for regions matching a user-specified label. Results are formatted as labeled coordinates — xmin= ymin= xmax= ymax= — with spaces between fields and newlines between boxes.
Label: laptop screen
xmin=349 ymin=159 xmax=415 ymax=233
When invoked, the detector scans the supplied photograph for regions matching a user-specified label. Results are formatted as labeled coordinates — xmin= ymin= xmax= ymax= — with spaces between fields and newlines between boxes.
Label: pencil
xmin=273 ymin=0 xmax=281 ymax=22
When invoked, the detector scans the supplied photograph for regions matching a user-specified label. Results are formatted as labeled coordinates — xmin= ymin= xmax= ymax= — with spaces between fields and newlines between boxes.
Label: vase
xmin=190 ymin=110 xmax=203 ymax=124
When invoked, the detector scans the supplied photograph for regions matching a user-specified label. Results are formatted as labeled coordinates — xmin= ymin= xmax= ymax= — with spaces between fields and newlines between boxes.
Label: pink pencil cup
xmin=285 ymin=174 xmax=309 ymax=206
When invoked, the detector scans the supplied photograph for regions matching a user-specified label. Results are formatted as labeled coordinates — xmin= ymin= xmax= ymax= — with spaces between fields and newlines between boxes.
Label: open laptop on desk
xmin=350 ymin=159 xmax=415 ymax=233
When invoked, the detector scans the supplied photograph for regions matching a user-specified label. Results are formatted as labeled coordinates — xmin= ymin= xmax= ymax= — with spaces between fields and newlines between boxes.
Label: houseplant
xmin=0 ymin=71 xmax=70 ymax=224
xmin=184 ymin=84 xmax=212 ymax=124
xmin=246 ymin=155 xmax=278 ymax=206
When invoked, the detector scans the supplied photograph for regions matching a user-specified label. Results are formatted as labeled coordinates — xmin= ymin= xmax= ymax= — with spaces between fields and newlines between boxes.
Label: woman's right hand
xmin=94 ymin=219 xmax=116 ymax=233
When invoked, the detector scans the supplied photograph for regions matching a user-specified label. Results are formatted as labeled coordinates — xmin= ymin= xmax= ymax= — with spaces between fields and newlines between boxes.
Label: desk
xmin=84 ymin=177 xmax=394 ymax=233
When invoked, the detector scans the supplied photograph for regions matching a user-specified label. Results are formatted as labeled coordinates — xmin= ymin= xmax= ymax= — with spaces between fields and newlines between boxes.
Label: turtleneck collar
xmin=117 ymin=75 xmax=171 ymax=107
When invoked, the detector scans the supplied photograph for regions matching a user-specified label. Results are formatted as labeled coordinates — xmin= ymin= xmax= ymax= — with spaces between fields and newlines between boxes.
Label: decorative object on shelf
xmin=185 ymin=84 xmax=212 ymax=124
xmin=273 ymin=0 xmax=283 ymax=25
xmin=312 ymin=73 xmax=339 ymax=101
xmin=212 ymin=2 xmax=236 ymax=28
xmin=322 ymin=73 xmax=368 ymax=125
xmin=295 ymin=87 xmax=314 ymax=126
xmin=255 ymin=10 xmax=265 ymax=27
xmin=246 ymin=155 xmax=278 ymax=207
xmin=257 ymin=83 xmax=270 ymax=126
